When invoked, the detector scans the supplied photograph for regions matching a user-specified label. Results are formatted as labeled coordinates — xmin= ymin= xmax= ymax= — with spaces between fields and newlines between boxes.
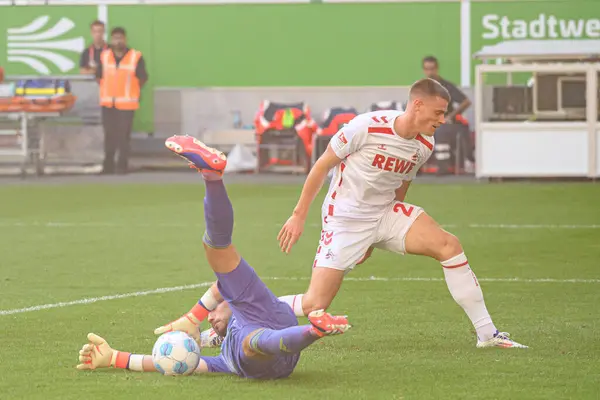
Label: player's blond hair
xmin=408 ymin=78 xmax=451 ymax=103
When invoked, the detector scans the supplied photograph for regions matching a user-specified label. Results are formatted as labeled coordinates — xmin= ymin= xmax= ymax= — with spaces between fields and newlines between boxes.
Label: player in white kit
xmin=277 ymin=79 xmax=527 ymax=348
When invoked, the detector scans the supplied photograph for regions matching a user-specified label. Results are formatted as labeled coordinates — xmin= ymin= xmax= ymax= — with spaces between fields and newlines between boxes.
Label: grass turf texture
xmin=0 ymin=182 xmax=599 ymax=399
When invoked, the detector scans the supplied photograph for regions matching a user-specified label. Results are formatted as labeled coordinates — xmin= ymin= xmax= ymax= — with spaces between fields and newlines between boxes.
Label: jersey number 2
xmin=393 ymin=203 xmax=414 ymax=217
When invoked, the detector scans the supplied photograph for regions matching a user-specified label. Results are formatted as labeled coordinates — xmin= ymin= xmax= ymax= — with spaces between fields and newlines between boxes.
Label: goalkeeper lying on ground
xmin=76 ymin=136 xmax=351 ymax=379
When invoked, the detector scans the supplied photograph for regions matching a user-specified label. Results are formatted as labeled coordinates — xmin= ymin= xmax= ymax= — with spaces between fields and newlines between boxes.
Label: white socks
xmin=441 ymin=252 xmax=497 ymax=342
xmin=278 ymin=294 xmax=305 ymax=317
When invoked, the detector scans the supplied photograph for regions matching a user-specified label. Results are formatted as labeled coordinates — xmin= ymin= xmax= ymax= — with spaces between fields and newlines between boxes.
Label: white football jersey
xmin=324 ymin=110 xmax=434 ymax=221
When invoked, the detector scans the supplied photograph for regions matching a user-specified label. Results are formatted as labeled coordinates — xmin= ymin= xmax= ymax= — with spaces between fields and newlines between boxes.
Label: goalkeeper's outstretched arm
xmin=76 ymin=333 xmax=211 ymax=374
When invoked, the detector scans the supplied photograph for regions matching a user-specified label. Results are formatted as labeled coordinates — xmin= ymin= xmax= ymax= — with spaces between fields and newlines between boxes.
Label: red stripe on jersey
xmin=368 ymin=127 xmax=394 ymax=135
xmin=381 ymin=116 xmax=388 ymax=124
xmin=328 ymin=162 xmax=344 ymax=217
xmin=442 ymin=261 xmax=469 ymax=269
xmin=339 ymin=162 xmax=346 ymax=186
xmin=371 ymin=116 xmax=380 ymax=123
xmin=416 ymin=134 xmax=433 ymax=151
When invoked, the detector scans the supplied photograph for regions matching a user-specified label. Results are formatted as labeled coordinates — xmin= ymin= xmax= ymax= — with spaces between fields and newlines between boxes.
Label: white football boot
xmin=477 ymin=331 xmax=528 ymax=349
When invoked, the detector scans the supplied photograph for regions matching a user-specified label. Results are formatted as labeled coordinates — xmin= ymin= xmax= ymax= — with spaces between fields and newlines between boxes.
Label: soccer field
xmin=0 ymin=181 xmax=599 ymax=399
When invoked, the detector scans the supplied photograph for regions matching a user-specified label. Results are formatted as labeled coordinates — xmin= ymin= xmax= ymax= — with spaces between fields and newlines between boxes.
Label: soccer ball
xmin=152 ymin=331 xmax=201 ymax=376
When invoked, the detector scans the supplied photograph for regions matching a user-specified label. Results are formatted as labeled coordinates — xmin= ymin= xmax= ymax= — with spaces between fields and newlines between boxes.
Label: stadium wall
xmin=0 ymin=0 xmax=597 ymax=132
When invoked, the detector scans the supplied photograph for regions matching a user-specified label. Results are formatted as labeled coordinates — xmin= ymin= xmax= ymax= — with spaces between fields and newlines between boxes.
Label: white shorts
xmin=313 ymin=201 xmax=424 ymax=273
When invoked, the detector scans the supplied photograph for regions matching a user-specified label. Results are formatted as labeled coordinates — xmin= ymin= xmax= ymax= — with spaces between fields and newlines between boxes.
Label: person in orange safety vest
xmin=96 ymin=27 xmax=148 ymax=175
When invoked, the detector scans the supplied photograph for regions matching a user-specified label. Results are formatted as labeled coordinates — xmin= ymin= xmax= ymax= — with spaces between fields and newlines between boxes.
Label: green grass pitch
xmin=0 ymin=181 xmax=599 ymax=399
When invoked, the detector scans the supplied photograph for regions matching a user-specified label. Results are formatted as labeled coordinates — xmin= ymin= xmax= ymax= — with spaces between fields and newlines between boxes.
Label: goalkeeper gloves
xmin=153 ymin=303 xmax=209 ymax=345
xmin=76 ymin=333 xmax=130 ymax=370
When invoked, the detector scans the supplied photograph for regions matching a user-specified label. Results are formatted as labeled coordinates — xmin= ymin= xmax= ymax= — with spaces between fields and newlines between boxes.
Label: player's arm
xmin=76 ymin=333 xmax=213 ymax=374
xmin=292 ymin=146 xmax=341 ymax=218
xmin=76 ymin=333 xmax=156 ymax=372
xmin=153 ymin=282 xmax=223 ymax=343
xmin=277 ymin=149 xmax=341 ymax=253
xmin=278 ymin=115 xmax=369 ymax=253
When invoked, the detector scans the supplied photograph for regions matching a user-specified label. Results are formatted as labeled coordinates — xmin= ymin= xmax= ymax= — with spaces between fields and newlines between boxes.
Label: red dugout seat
xmin=254 ymin=101 xmax=317 ymax=173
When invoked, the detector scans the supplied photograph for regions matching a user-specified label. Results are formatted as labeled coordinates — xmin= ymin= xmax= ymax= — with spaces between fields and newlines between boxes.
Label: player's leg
xmin=248 ymin=326 xmax=319 ymax=356
xmin=404 ymin=212 xmax=499 ymax=340
xmin=160 ymin=136 xmax=292 ymax=334
xmin=376 ymin=202 xmax=527 ymax=348
xmin=166 ymin=136 xmax=297 ymax=328
xmin=155 ymin=136 xmax=235 ymax=338
xmin=280 ymin=257 xmax=371 ymax=317
xmin=199 ymin=174 xmax=293 ymax=327
xmin=160 ymin=175 xmax=234 ymax=329
xmin=280 ymin=269 xmax=345 ymax=317
xmin=299 ymin=267 xmax=344 ymax=315
xmin=165 ymin=134 xmax=239 ymax=274
xmin=245 ymin=310 xmax=351 ymax=356
xmin=188 ymin=174 xmax=241 ymax=323
xmin=279 ymin=222 xmax=376 ymax=316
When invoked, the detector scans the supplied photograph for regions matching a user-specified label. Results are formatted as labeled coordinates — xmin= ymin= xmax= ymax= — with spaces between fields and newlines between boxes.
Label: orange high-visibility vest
xmin=99 ymin=49 xmax=142 ymax=110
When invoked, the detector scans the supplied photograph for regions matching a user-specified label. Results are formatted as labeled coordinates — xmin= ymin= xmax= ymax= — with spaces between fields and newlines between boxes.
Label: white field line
xmin=1 ymin=276 xmax=599 ymax=317
xmin=0 ymin=222 xmax=599 ymax=229
xmin=0 ymin=282 xmax=213 ymax=316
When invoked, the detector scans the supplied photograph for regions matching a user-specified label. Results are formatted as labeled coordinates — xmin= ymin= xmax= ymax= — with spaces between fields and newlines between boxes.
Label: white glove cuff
xmin=128 ymin=354 xmax=145 ymax=372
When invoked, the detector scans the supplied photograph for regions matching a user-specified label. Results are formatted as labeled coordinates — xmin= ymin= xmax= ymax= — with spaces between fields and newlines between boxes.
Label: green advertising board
xmin=0 ymin=6 xmax=96 ymax=75
xmin=472 ymin=0 xmax=599 ymax=49
xmin=470 ymin=0 xmax=600 ymax=83
xmin=0 ymin=3 xmax=461 ymax=131
xmin=108 ymin=3 xmax=460 ymax=130
xmin=108 ymin=3 xmax=460 ymax=87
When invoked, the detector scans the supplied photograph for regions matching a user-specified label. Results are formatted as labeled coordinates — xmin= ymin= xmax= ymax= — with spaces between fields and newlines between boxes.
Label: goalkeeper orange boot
xmin=165 ymin=135 xmax=227 ymax=174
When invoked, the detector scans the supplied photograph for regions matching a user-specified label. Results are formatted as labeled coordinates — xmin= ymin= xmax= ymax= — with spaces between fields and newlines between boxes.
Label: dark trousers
xmin=433 ymin=123 xmax=475 ymax=175
xmin=101 ymin=107 xmax=135 ymax=174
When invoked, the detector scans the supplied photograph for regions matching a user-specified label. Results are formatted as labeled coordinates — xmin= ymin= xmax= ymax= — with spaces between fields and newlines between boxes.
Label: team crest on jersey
xmin=411 ymin=150 xmax=422 ymax=164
